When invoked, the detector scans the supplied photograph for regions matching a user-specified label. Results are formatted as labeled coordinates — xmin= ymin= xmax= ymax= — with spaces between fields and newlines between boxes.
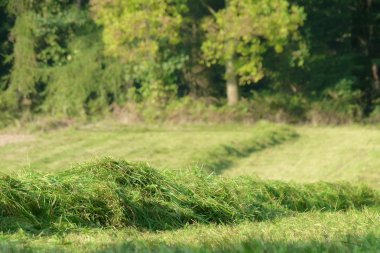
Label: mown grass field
xmin=0 ymin=122 xmax=379 ymax=253
xmin=225 ymin=126 xmax=380 ymax=189
xmin=0 ymin=122 xmax=297 ymax=174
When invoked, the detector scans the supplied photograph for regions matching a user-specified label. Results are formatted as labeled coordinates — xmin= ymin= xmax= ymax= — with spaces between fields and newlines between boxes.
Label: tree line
xmin=0 ymin=0 xmax=379 ymax=122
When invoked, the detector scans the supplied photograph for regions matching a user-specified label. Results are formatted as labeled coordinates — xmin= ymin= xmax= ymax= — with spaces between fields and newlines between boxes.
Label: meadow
xmin=0 ymin=122 xmax=379 ymax=252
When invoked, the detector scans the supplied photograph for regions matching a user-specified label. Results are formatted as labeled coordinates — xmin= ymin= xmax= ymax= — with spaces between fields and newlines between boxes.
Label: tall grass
xmin=0 ymin=158 xmax=378 ymax=231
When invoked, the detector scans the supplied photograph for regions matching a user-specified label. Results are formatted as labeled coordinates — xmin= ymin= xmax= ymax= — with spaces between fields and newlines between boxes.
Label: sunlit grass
xmin=0 ymin=122 xmax=379 ymax=253
xmin=0 ymin=122 xmax=295 ymax=174
xmin=0 ymin=209 xmax=379 ymax=252
xmin=225 ymin=125 xmax=380 ymax=189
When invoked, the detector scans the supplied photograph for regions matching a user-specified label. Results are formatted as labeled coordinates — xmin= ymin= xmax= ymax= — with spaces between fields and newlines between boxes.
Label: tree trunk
xmin=226 ymin=60 xmax=239 ymax=105
xmin=372 ymin=64 xmax=380 ymax=92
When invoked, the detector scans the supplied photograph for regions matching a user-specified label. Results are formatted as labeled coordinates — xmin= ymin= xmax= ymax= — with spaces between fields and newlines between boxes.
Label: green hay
xmin=192 ymin=123 xmax=299 ymax=173
xmin=0 ymin=158 xmax=379 ymax=231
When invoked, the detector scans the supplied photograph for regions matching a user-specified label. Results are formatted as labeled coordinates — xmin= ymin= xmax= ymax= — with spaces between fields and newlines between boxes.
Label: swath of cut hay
xmin=0 ymin=158 xmax=379 ymax=231
xmin=194 ymin=123 xmax=299 ymax=173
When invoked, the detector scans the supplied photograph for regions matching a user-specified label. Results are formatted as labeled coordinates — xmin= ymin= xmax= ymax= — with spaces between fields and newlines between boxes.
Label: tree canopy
xmin=202 ymin=0 xmax=306 ymax=104
xmin=0 ymin=0 xmax=379 ymax=123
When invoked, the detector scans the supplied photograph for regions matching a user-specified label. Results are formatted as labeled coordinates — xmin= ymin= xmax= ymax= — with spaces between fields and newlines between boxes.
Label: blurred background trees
xmin=201 ymin=0 xmax=306 ymax=105
xmin=0 ymin=0 xmax=379 ymax=123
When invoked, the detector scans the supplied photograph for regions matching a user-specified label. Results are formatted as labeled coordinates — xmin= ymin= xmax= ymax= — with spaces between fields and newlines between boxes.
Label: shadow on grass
xmin=198 ymin=129 xmax=299 ymax=174
xmin=0 ymin=230 xmax=378 ymax=253
xmin=95 ymin=233 xmax=380 ymax=253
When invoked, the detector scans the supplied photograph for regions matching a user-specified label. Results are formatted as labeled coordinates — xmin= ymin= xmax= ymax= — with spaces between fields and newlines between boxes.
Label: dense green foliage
xmin=202 ymin=0 xmax=306 ymax=104
xmin=0 ymin=0 xmax=379 ymax=123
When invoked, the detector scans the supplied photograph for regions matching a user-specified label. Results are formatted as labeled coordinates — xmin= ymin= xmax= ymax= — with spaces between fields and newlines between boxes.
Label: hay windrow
xmin=0 ymin=158 xmax=379 ymax=231
xmin=192 ymin=122 xmax=299 ymax=173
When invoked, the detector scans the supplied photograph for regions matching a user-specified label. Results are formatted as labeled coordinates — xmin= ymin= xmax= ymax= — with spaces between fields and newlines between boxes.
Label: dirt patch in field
xmin=0 ymin=134 xmax=35 ymax=147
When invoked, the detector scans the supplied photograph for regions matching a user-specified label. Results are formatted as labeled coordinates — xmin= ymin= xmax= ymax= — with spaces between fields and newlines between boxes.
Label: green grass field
xmin=225 ymin=126 xmax=380 ymax=189
xmin=0 ymin=122 xmax=297 ymax=173
xmin=0 ymin=122 xmax=379 ymax=252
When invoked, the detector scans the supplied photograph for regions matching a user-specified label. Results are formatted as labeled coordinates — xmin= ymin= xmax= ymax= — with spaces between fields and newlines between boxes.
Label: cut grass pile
xmin=0 ymin=158 xmax=379 ymax=232
xmin=192 ymin=123 xmax=298 ymax=173
xmin=0 ymin=123 xmax=379 ymax=253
